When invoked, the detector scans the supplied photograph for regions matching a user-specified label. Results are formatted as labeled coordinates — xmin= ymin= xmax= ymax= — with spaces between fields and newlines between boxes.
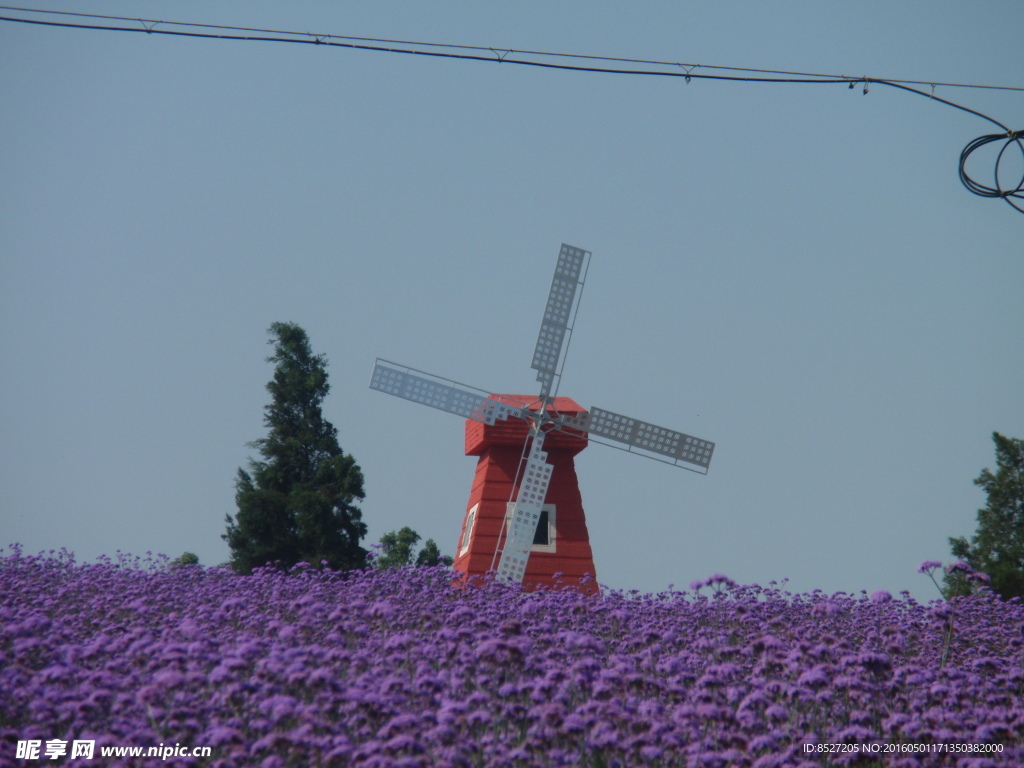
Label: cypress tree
xmin=224 ymin=322 xmax=367 ymax=573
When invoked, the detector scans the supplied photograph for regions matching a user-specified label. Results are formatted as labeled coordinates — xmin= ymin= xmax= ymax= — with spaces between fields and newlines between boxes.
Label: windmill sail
xmin=555 ymin=407 xmax=714 ymax=472
xmin=369 ymin=360 xmax=526 ymax=425
xmin=531 ymin=244 xmax=589 ymax=398
xmin=495 ymin=430 xmax=553 ymax=584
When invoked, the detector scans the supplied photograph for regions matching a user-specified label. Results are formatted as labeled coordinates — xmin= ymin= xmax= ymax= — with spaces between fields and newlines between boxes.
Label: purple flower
xmin=692 ymin=573 xmax=736 ymax=593
xmin=4 ymin=546 xmax=1024 ymax=767
xmin=797 ymin=665 xmax=830 ymax=687
xmin=917 ymin=560 xmax=943 ymax=573
xmin=639 ymin=745 xmax=664 ymax=760
xmin=586 ymin=720 xmax=618 ymax=747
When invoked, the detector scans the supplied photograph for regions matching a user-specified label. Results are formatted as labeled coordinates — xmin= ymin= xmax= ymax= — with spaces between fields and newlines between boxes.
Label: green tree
xmin=224 ymin=322 xmax=367 ymax=574
xmin=375 ymin=526 xmax=453 ymax=568
xmin=376 ymin=527 xmax=420 ymax=569
xmin=416 ymin=538 xmax=453 ymax=567
xmin=172 ymin=552 xmax=200 ymax=566
xmin=946 ymin=432 xmax=1024 ymax=599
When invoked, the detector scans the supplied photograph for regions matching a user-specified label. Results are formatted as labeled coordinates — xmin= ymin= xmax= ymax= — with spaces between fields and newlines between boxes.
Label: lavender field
xmin=1 ymin=547 xmax=1022 ymax=767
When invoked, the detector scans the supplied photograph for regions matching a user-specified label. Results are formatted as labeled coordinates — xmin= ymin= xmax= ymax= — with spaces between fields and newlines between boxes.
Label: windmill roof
xmin=465 ymin=394 xmax=588 ymax=455
xmin=488 ymin=394 xmax=586 ymax=416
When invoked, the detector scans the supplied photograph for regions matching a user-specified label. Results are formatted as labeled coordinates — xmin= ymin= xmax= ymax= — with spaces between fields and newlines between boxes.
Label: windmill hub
xmin=524 ymin=399 xmax=563 ymax=429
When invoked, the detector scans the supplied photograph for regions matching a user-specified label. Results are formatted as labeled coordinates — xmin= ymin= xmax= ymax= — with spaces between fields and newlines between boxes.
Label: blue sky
xmin=2 ymin=1 xmax=1022 ymax=600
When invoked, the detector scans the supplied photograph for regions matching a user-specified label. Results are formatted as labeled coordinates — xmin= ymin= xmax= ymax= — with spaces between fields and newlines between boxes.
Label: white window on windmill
xmin=504 ymin=502 xmax=556 ymax=553
xmin=459 ymin=504 xmax=478 ymax=556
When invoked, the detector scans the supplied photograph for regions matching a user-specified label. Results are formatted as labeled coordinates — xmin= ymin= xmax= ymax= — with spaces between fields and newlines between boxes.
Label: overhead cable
xmin=2 ymin=6 xmax=1022 ymax=213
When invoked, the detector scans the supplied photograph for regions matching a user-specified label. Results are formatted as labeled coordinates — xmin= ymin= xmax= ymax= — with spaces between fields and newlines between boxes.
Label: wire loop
xmin=959 ymin=130 xmax=1024 ymax=214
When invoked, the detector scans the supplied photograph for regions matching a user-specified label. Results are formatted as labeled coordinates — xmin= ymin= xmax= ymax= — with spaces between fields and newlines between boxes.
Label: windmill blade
xmin=495 ymin=430 xmax=553 ymax=584
xmin=369 ymin=359 xmax=526 ymax=425
xmin=559 ymin=406 xmax=715 ymax=472
xmin=531 ymin=244 xmax=590 ymax=398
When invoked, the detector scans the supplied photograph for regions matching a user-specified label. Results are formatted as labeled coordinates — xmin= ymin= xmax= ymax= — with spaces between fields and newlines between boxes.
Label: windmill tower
xmin=370 ymin=244 xmax=714 ymax=592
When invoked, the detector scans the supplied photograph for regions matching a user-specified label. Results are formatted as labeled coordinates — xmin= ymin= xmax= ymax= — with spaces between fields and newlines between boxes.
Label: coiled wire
xmin=959 ymin=131 xmax=1024 ymax=214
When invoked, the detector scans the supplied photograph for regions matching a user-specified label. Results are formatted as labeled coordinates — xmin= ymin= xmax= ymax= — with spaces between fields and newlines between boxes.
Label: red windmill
xmin=370 ymin=244 xmax=714 ymax=593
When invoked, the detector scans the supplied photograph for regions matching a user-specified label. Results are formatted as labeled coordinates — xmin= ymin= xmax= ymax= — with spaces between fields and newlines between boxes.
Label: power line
xmin=2 ymin=5 xmax=1022 ymax=94
xmin=2 ymin=6 xmax=1022 ymax=214
xmin=2 ymin=6 xmax=1022 ymax=95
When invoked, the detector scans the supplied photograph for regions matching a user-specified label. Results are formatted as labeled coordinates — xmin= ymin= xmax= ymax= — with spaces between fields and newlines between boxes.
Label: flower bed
xmin=2 ymin=547 xmax=1022 ymax=767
